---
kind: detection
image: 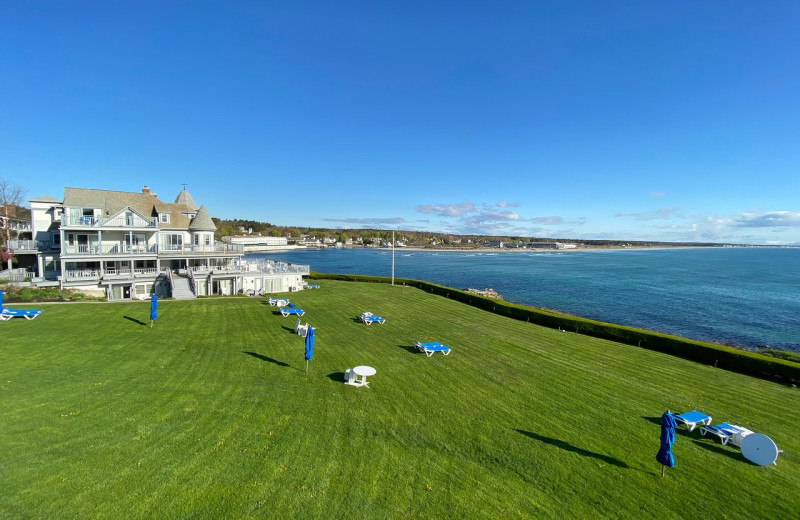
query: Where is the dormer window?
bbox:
[159,213,170,224]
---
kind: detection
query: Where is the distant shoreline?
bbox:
[283,244,727,254]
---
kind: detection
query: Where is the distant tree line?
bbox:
[211,217,726,248]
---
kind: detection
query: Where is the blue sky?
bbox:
[2,1,799,244]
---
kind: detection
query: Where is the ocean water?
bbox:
[248,247,800,352]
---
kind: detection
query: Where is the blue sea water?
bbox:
[248,247,800,352]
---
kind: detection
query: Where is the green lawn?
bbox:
[1,281,798,519]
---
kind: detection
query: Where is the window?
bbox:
[194,234,200,246]
[161,234,183,251]
[205,234,211,246]
[159,213,170,224]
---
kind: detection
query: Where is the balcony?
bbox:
[159,243,244,255]
[8,239,48,252]
[63,267,161,281]
[187,260,310,276]
[62,244,158,256]
[62,215,157,228]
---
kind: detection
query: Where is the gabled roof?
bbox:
[107,206,152,222]
[188,205,216,231]
[30,195,62,203]
[174,189,199,211]
[61,187,209,231]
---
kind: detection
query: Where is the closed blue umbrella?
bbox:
[0,289,3,307]
[656,411,677,477]
[304,326,314,373]
[150,295,158,328]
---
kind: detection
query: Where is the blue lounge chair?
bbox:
[674,410,712,431]
[413,341,451,357]
[360,312,386,325]
[280,307,305,317]
[700,422,740,445]
[0,308,43,321]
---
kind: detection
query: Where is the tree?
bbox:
[0,179,26,248]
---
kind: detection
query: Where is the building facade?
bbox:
[10,186,308,300]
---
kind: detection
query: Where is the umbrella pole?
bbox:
[661,465,665,477]
[150,320,153,329]
[305,360,308,374]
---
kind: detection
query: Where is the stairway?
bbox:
[170,274,196,300]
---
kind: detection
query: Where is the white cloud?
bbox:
[650,191,667,198]
[615,207,679,221]
[530,216,564,225]
[414,202,477,217]
[733,211,800,228]
[413,200,571,235]
[323,217,405,226]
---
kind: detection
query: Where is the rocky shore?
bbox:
[466,287,503,300]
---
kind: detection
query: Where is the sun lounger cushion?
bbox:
[0,308,43,321]
[361,315,385,325]
[674,410,712,431]
[413,341,451,356]
[700,422,738,445]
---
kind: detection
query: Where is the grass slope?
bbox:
[1,281,798,519]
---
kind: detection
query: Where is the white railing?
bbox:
[62,267,160,281]
[8,239,39,251]
[61,241,243,256]
[98,216,157,228]
[63,244,158,255]
[160,243,244,254]
[100,244,158,255]
[184,260,309,275]
[63,245,99,255]
[0,268,30,282]
[6,222,32,232]
[64,269,102,279]
[63,215,157,228]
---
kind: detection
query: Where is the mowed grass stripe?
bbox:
[1,280,798,519]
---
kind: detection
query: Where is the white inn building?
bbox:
[9,186,309,300]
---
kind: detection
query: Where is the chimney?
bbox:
[142,186,150,195]
[5,204,16,217]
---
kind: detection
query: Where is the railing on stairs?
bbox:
[187,269,197,297]
[165,268,173,296]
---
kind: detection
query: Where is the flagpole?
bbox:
[391,230,395,286]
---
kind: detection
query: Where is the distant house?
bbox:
[11,186,309,300]
[0,204,32,242]
[525,242,558,249]
[223,235,289,251]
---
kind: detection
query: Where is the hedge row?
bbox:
[308,272,800,385]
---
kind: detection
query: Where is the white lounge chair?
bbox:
[294,318,310,337]
[674,410,712,431]
[413,341,451,357]
[268,298,289,306]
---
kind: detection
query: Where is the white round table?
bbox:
[741,433,780,466]
[352,365,376,387]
